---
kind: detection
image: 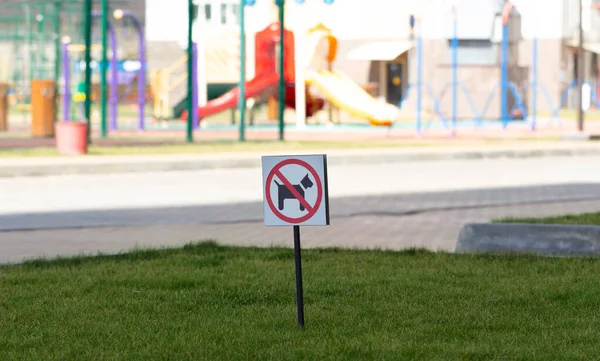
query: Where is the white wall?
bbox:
[284,0,439,40]
[145,0,599,44]
[481,0,600,41]
[245,0,273,32]
[510,0,564,39]
[145,0,188,43]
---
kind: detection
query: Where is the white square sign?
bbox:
[262,154,330,226]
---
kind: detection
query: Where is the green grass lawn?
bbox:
[496,212,600,225]
[0,139,438,157]
[2,242,600,360]
[0,138,555,158]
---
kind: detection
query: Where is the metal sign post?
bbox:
[293,225,304,327]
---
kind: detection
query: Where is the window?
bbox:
[199,1,240,27]
[447,39,497,66]
[220,4,227,24]
[191,4,199,21]
[231,3,240,25]
[204,4,212,22]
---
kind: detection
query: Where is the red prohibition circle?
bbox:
[265,158,323,224]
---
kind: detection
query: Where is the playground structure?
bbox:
[61,9,146,133]
[178,22,326,123]
[61,10,119,130]
[0,0,599,145]
[176,22,400,128]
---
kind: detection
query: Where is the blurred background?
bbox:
[1,0,599,139]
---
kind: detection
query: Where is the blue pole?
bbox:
[500,21,509,127]
[451,10,458,134]
[416,28,422,135]
[531,37,537,131]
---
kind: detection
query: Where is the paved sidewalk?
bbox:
[4,189,600,264]
[1,141,600,177]
[3,155,600,263]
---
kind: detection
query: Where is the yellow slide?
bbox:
[306,70,399,126]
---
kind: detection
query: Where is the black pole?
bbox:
[293,225,305,329]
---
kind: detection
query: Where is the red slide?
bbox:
[180,22,324,121]
[180,72,279,121]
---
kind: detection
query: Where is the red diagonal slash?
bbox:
[273,169,314,213]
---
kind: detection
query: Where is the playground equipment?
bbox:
[6,0,590,143]
[180,22,326,124]
[303,24,398,127]
[306,70,398,127]
[181,22,400,127]
[61,12,118,129]
[113,9,146,131]
[61,37,117,125]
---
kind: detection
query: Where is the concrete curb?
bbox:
[456,223,600,256]
[2,145,600,178]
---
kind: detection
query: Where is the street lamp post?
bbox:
[114,9,146,131]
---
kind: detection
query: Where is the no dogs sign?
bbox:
[262,154,330,328]
[262,154,330,226]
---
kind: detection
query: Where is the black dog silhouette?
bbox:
[274,173,314,211]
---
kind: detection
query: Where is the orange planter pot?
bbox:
[55,122,88,155]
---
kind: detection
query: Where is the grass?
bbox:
[0,139,437,157]
[2,242,600,360]
[495,212,600,225]
[0,137,554,158]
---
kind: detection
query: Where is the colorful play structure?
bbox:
[3,0,600,149]
[179,23,325,122]
[178,22,399,128]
